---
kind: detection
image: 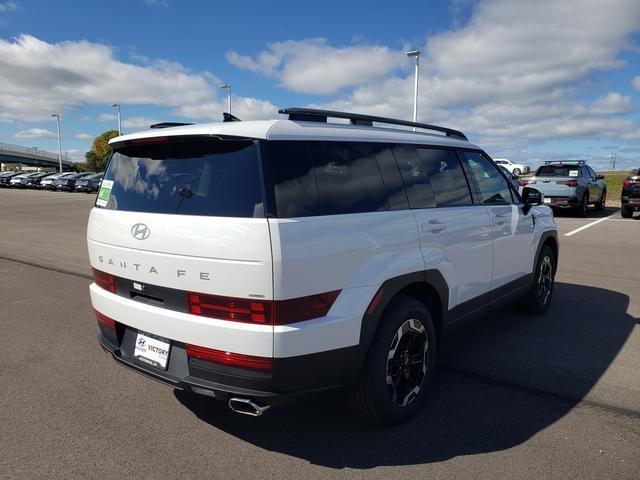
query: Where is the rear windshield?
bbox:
[537,165,580,177]
[98,138,264,218]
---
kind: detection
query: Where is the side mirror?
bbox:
[522,187,544,214]
[597,175,605,180]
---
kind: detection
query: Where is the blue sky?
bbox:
[0,0,639,169]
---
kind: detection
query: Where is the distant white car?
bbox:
[494,158,530,176]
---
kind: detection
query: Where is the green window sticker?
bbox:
[96,179,114,207]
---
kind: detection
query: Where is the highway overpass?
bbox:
[0,142,74,170]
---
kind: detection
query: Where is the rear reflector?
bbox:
[94,309,116,329]
[185,344,272,371]
[92,268,116,293]
[187,290,340,325]
[366,288,384,315]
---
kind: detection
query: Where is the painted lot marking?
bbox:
[564,212,619,237]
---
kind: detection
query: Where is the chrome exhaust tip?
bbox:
[228,397,270,417]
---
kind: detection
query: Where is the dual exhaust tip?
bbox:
[228,397,270,417]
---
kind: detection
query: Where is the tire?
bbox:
[576,193,589,217]
[348,295,437,425]
[596,189,606,211]
[512,168,521,176]
[521,245,556,315]
[621,206,633,218]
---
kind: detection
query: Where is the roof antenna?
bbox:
[223,112,241,122]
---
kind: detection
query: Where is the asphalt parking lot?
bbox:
[1,188,639,479]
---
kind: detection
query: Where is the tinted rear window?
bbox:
[537,165,580,177]
[99,139,264,218]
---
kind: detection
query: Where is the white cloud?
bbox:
[590,92,632,115]
[0,2,16,13]
[73,132,92,140]
[121,116,159,131]
[13,128,56,139]
[0,35,221,123]
[633,76,640,90]
[98,113,117,122]
[227,39,405,95]
[66,148,89,163]
[175,96,278,121]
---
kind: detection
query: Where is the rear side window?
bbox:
[100,139,264,217]
[393,145,472,208]
[310,142,389,215]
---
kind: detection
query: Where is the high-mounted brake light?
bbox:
[519,179,537,187]
[92,268,116,293]
[94,309,116,329]
[557,180,578,187]
[185,344,272,371]
[130,136,169,144]
[187,290,341,325]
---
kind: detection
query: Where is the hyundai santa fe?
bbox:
[88,108,558,424]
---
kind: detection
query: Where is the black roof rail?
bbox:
[543,160,586,165]
[278,107,468,141]
[149,122,194,129]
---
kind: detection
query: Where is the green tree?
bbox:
[84,130,119,171]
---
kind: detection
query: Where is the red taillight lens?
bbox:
[557,180,578,187]
[185,344,272,371]
[188,293,272,324]
[624,179,640,186]
[519,179,537,187]
[131,136,169,144]
[92,268,116,293]
[94,309,116,329]
[187,290,341,325]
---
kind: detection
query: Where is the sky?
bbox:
[0,0,639,170]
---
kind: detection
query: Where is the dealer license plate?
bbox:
[543,198,552,204]
[134,331,171,370]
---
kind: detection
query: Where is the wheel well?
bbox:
[395,282,444,339]
[542,236,558,265]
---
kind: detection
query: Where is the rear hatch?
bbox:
[87,135,273,318]
[525,164,581,197]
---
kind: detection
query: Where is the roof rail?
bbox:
[278,107,468,141]
[150,122,194,129]
[543,160,586,165]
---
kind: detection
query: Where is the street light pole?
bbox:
[111,103,122,135]
[405,50,421,130]
[51,113,62,172]
[219,84,232,114]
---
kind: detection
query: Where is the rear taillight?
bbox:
[185,344,272,371]
[92,268,116,293]
[623,179,640,187]
[94,309,116,329]
[557,180,578,187]
[187,290,340,325]
[519,179,537,187]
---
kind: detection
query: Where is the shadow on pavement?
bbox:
[552,206,619,218]
[175,282,635,469]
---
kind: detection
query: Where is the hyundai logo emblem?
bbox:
[131,223,150,240]
[137,338,146,347]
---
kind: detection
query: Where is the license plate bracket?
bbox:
[134,331,171,370]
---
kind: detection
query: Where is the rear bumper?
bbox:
[621,196,640,208]
[542,196,580,208]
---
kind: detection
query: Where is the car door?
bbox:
[585,166,602,201]
[392,144,493,313]
[459,151,536,295]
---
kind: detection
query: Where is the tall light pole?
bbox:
[111,103,122,135]
[405,50,421,130]
[219,83,232,114]
[51,113,62,172]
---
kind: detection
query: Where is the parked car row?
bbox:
[0,171,104,193]
[621,167,640,218]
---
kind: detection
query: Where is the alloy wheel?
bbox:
[537,255,554,306]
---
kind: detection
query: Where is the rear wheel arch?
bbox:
[359,270,448,354]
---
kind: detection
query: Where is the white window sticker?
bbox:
[96,179,114,207]
[568,170,579,177]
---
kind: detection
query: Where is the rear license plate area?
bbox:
[134,331,171,370]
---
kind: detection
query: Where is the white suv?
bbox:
[494,158,530,176]
[88,108,558,424]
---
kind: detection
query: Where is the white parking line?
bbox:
[564,212,619,237]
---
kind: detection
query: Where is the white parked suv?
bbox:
[88,108,558,424]
[494,158,530,176]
